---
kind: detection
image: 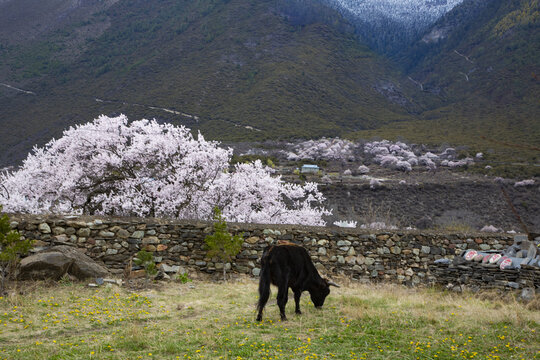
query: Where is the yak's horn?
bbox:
[327,280,340,288]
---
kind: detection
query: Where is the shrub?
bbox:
[133,250,157,282]
[0,206,33,292]
[205,207,243,281]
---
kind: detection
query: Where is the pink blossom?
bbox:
[1,115,330,225]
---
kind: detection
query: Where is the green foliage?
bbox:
[204,207,243,279]
[0,206,33,291]
[133,250,157,277]
[175,272,192,284]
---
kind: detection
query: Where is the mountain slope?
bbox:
[351,0,540,175]
[325,0,464,54]
[0,0,422,167]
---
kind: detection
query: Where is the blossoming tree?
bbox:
[0,115,330,226]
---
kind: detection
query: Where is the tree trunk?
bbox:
[223,264,226,282]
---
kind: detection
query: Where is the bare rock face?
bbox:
[19,245,108,280]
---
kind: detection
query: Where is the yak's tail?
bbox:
[256,248,272,321]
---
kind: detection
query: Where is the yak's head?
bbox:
[310,278,339,308]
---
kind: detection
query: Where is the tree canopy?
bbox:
[0,115,330,226]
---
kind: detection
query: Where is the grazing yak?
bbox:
[256,241,339,321]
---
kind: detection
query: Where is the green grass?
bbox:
[0,280,538,359]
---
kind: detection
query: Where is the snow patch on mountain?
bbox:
[328,0,464,31]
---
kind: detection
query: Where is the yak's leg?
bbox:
[276,273,290,321]
[256,264,272,322]
[294,290,302,315]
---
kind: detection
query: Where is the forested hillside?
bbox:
[0,0,422,167]
[0,0,538,172]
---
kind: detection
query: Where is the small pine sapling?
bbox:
[0,206,32,292]
[205,207,243,281]
[134,250,157,286]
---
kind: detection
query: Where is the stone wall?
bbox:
[9,214,515,286]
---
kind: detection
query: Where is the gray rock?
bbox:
[117,229,130,238]
[77,228,91,237]
[53,227,65,235]
[98,231,115,238]
[38,223,51,234]
[105,248,118,255]
[19,245,108,280]
[315,263,326,273]
[506,282,520,289]
[405,268,414,276]
[520,288,535,303]
[142,236,159,245]
[160,264,180,273]
[421,246,430,254]
[337,240,351,247]
[364,257,375,266]
[252,268,261,276]
[390,246,401,255]
[131,231,145,239]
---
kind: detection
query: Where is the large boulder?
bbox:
[19,246,108,280]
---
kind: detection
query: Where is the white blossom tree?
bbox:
[0,115,330,226]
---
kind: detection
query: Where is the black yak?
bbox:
[256,242,339,321]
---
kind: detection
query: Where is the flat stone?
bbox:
[252,268,261,276]
[77,228,91,237]
[105,248,118,255]
[66,221,87,228]
[117,229,130,238]
[160,264,180,273]
[53,227,65,235]
[98,231,115,238]
[347,247,356,256]
[391,246,401,255]
[142,236,159,245]
[145,245,156,252]
[245,236,259,244]
[337,256,345,264]
[405,268,414,276]
[412,248,420,256]
[318,247,327,255]
[315,263,326,273]
[236,266,249,273]
[421,246,430,254]
[337,240,351,247]
[156,244,168,251]
[38,223,51,234]
[131,231,145,239]
[364,257,375,266]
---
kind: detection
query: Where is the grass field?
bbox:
[0,279,538,360]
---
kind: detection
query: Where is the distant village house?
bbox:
[300,164,320,174]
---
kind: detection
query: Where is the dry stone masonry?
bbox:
[9,214,534,288]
